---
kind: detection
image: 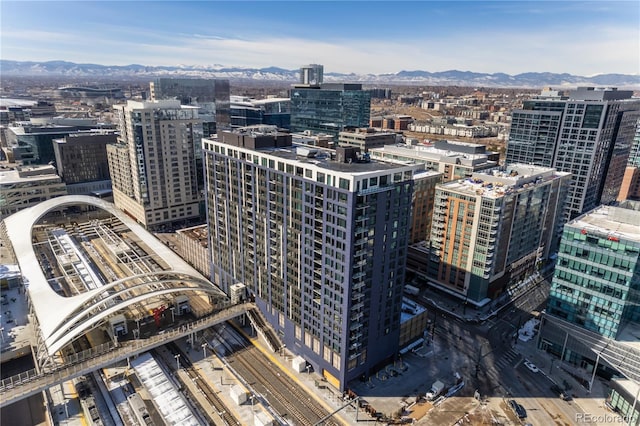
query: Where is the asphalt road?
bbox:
[427,286,590,426]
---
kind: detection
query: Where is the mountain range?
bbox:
[1,60,639,88]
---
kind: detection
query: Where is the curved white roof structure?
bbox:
[4,195,225,355]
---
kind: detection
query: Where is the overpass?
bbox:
[0,302,254,408]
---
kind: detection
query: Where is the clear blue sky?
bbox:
[1,1,638,76]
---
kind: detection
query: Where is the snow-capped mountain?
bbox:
[1,60,638,88]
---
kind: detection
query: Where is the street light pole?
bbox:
[202,343,207,359]
[175,354,181,370]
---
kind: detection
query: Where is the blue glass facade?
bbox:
[290,84,370,139]
[548,212,640,339]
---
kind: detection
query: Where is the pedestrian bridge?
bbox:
[0,302,253,408]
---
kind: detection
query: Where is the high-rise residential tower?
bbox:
[150,78,231,133]
[203,126,419,390]
[416,165,571,305]
[618,118,640,201]
[506,87,640,219]
[107,100,203,230]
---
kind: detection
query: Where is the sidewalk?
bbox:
[418,270,550,324]
[515,334,615,425]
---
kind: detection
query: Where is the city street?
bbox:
[424,286,598,425]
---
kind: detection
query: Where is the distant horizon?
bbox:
[2,58,638,79]
[1,1,638,76]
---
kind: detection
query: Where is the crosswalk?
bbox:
[495,348,522,370]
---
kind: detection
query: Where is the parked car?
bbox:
[550,384,572,401]
[508,399,527,418]
[524,360,539,373]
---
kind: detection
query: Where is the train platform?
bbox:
[164,333,286,426]
[170,324,357,426]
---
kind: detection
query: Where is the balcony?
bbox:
[352,271,366,280]
[350,322,363,332]
[352,282,366,292]
[351,301,364,311]
[351,292,365,302]
[350,332,363,342]
[358,185,392,196]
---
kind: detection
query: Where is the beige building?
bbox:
[0,164,67,216]
[175,224,210,278]
[415,165,571,305]
[369,139,499,182]
[107,100,203,230]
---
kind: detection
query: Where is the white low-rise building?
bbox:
[0,164,67,216]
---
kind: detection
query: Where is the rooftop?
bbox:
[0,164,60,184]
[413,169,442,180]
[441,164,568,199]
[176,224,209,247]
[260,144,413,175]
[122,99,198,110]
[400,297,427,323]
[207,133,418,176]
[569,205,640,243]
[370,142,497,165]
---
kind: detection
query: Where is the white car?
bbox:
[524,360,539,373]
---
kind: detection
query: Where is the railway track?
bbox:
[220,327,340,426]
[165,342,240,426]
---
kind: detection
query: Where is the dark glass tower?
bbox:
[290,83,371,139]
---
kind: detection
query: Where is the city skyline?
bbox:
[1,1,638,76]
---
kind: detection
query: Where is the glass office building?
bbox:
[540,202,640,425]
[290,83,371,139]
[547,205,640,339]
